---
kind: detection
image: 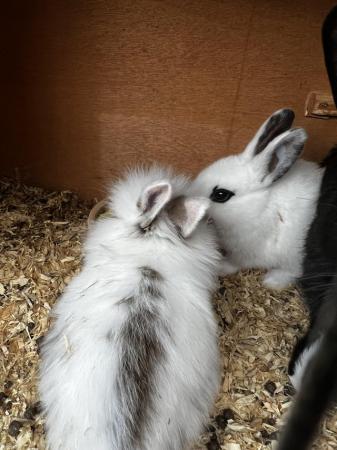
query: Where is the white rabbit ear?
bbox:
[243,109,295,159]
[139,181,172,223]
[168,197,210,238]
[257,128,307,184]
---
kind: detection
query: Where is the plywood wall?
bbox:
[1,0,337,199]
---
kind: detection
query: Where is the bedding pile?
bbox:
[0,179,335,450]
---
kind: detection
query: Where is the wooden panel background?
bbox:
[1,0,337,199]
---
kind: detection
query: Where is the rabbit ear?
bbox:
[256,128,307,184]
[139,181,172,224]
[243,109,295,159]
[168,197,210,238]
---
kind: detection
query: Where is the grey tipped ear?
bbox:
[167,197,210,238]
[244,109,295,158]
[260,128,307,183]
[138,181,172,224]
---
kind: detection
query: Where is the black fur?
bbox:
[279,278,337,450]
[322,5,337,107]
[320,145,337,168]
[278,153,337,450]
[297,150,337,323]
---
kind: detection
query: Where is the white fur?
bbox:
[290,340,321,391]
[190,111,324,288]
[39,166,221,450]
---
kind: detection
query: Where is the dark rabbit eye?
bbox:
[210,186,235,203]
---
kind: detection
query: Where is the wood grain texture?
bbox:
[1,0,337,198]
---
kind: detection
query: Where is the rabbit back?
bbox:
[40,217,220,450]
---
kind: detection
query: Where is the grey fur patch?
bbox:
[115,266,168,449]
[139,266,163,297]
[140,266,162,281]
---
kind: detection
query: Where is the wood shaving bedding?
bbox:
[0,179,336,450]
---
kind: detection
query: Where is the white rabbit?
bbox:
[39,166,221,450]
[190,109,324,289]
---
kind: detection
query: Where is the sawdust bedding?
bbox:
[1,178,337,450]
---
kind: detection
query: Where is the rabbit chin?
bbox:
[289,339,321,391]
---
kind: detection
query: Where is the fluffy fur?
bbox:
[190,110,324,289]
[39,166,221,450]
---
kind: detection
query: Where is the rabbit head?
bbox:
[109,166,210,240]
[191,109,307,217]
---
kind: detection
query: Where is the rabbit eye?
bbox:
[210,187,235,203]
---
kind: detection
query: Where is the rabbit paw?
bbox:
[219,259,239,276]
[263,270,295,289]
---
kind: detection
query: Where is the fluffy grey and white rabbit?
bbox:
[190,110,324,289]
[39,166,221,450]
[277,6,337,449]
